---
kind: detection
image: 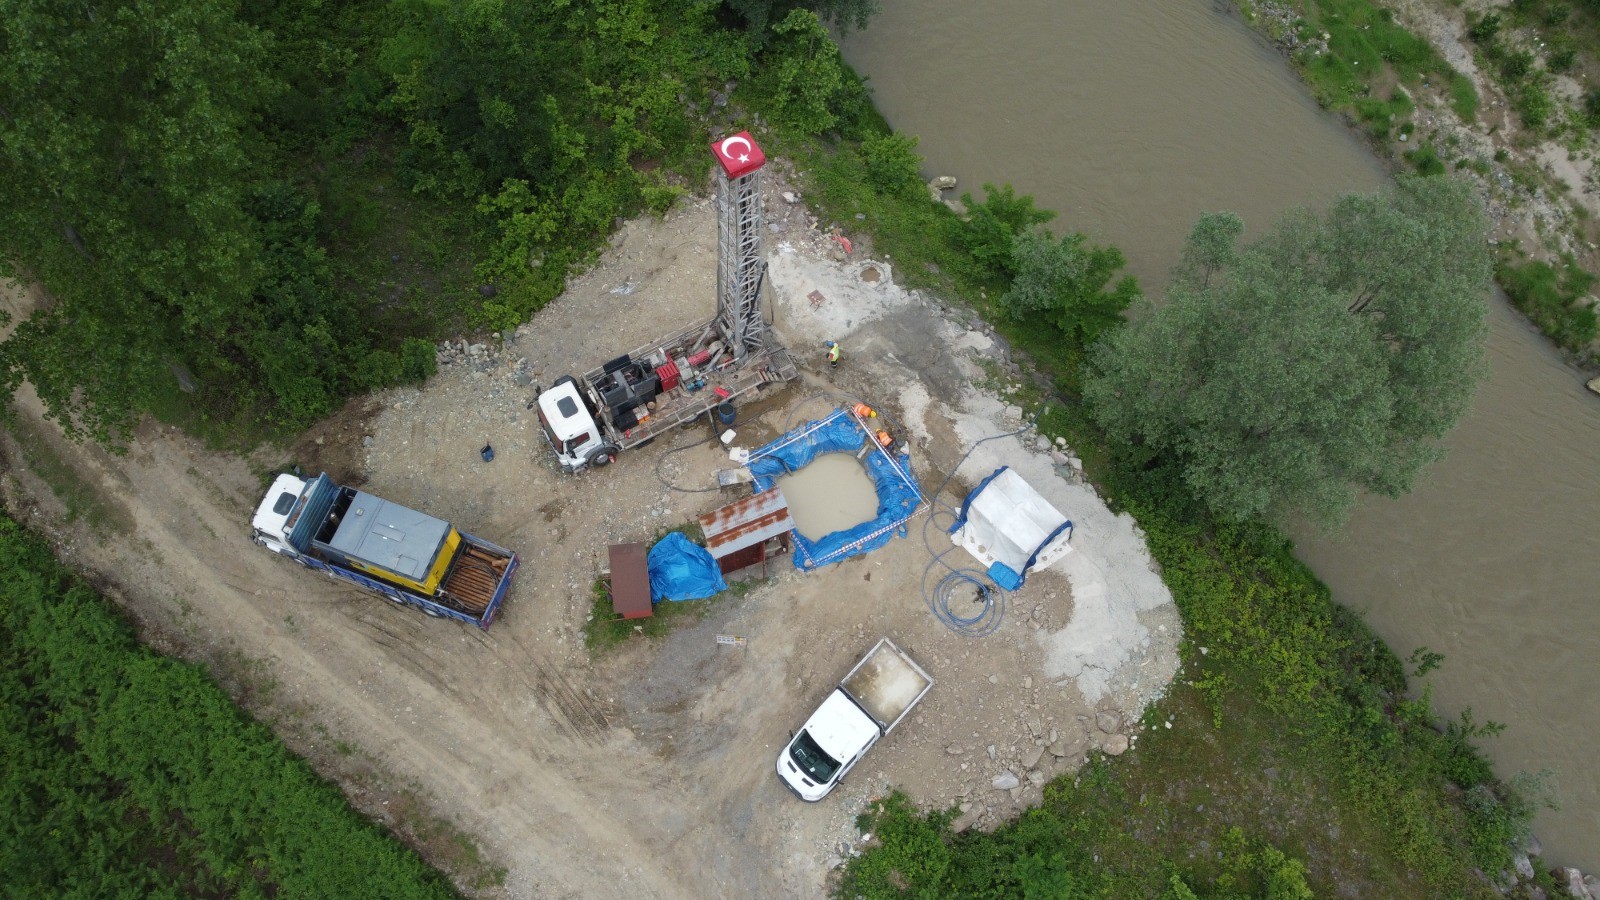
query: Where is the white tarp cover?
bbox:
[951,467,1073,575]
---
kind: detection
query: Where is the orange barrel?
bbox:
[852,403,877,419]
[875,430,893,448]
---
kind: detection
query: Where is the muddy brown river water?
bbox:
[842,0,1600,867]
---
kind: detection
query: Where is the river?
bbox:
[841,0,1600,868]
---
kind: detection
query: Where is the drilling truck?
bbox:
[534,130,798,474]
[250,472,519,629]
[534,320,797,473]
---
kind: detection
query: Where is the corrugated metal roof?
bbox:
[699,488,794,559]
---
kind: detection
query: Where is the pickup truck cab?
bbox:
[777,638,933,801]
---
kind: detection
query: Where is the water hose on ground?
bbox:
[917,410,1044,637]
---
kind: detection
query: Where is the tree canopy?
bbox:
[0,0,276,442]
[2,0,845,444]
[1083,175,1492,528]
[1000,228,1140,346]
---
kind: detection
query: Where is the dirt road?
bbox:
[0,166,1178,898]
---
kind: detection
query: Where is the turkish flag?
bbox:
[711,131,765,178]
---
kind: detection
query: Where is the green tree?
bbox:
[1001,228,1140,346]
[753,9,859,134]
[1173,210,1244,289]
[722,0,879,41]
[960,183,1055,280]
[0,0,277,442]
[1084,176,1492,527]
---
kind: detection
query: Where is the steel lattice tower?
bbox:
[713,134,768,361]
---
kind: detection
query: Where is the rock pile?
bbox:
[946,700,1138,834]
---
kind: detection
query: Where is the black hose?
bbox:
[655,432,720,493]
[917,408,1045,637]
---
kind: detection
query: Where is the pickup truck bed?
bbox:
[841,639,933,734]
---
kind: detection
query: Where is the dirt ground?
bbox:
[0,164,1178,898]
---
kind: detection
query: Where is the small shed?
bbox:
[697,488,794,578]
[605,542,653,619]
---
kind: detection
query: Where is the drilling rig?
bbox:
[532,132,798,473]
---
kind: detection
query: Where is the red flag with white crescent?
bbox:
[711,131,765,178]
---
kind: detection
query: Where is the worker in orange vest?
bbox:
[825,340,842,369]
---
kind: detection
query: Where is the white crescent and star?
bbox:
[719,135,753,164]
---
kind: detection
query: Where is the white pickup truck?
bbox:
[776,638,933,801]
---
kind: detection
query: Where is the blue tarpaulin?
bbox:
[748,408,925,571]
[647,532,728,602]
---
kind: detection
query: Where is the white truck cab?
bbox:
[535,377,617,473]
[251,472,310,556]
[777,639,933,801]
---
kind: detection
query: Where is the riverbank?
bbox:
[1242,0,1600,377]
[770,97,1562,900]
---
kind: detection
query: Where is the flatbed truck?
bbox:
[250,473,519,629]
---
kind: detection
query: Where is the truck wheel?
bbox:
[587,446,618,468]
[421,606,446,618]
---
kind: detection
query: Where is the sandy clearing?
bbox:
[1,165,1179,896]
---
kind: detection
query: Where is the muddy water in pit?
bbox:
[843,0,1600,866]
[775,452,880,540]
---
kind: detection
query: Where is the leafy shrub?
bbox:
[1467,12,1502,43]
[400,337,437,383]
[1001,228,1140,346]
[1547,43,1578,74]
[1403,142,1448,176]
[1517,82,1554,131]
[860,131,925,199]
[0,517,460,897]
[836,794,953,896]
[1499,48,1535,80]
[959,183,1055,280]
[1586,89,1600,128]
[353,348,403,389]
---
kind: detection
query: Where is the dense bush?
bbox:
[860,131,926,199]
[1498,257,1600,355]
[959,184,1056,280]
[1000,229,1140,346]
[0,517,459,897]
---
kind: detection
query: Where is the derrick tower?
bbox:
[711,131,768,362]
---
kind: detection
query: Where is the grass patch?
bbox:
[1448,71,1480,121]
[583,522,762,653]
[775,135,999,304]
[1288,0,1449,113]
[584,577,724,652]
[1498,255,1600,355]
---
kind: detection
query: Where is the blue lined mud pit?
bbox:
[748,408,924,570]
